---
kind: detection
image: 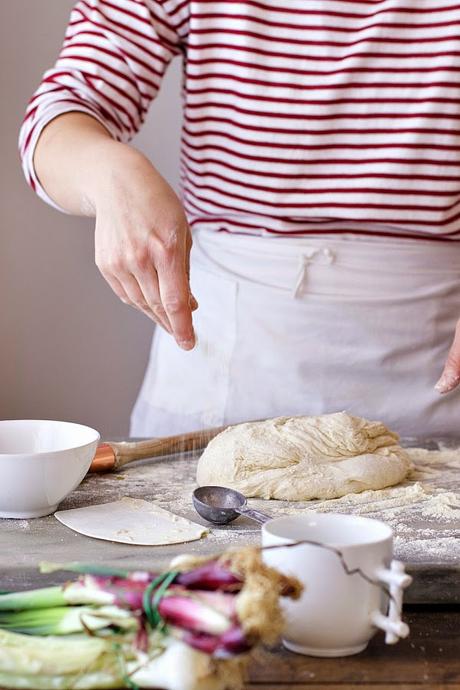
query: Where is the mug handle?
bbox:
[370,560,412,644]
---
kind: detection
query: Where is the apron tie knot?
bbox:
[292,247,335,298]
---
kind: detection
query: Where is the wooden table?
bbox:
[247,608,460,689]
[1,450,459,689]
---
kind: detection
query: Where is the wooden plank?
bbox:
[248,611,460,685]
[245,685,460,689]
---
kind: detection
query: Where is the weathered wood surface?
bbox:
[0,442,458,603]
[247,609,460,688]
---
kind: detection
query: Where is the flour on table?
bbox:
[55,497,208,546]
[64,435,458,566]
[197,412,411,500]
[293,481,459,521]
[246,445,459,564]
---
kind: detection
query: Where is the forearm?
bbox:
[33,112,126,215]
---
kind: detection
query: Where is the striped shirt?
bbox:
[19,0,460,240]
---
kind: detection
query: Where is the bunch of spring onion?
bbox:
[0,547,301,690]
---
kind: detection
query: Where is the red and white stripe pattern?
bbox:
[20,0,460,239]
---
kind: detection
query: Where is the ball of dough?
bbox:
[196,412,412,501]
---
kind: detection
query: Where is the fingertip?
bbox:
[178,338,196,351]
[434,382,448,395]
[434,373,460,394]
[177,325,196,350]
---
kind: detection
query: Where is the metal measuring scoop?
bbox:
[193,486,272,525]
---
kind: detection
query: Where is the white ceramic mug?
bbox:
[262,513,412,657]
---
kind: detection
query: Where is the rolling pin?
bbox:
[89,425,226,473]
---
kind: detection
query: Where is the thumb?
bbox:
[435,320,460,394]
[185,228,199,311]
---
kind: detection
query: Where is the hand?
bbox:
[435,319,460,394]
[93,143,197,350]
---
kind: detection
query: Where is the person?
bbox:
[20,0,460,438]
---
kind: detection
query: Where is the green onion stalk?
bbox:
[0,547,302,690]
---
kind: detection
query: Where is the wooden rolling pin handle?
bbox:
[89,426,225,473]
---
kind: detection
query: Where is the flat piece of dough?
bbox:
[55,497,208,545]
[197,412,412,501]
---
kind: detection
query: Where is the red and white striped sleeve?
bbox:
[19,0,188,210]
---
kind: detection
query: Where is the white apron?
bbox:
[131,230,460,438]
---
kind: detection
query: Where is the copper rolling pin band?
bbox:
[90,443,116,472]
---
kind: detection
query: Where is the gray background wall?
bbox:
[1,1,181,437]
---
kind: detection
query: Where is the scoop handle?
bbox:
[237,506,272,525]
[90,425,226,473]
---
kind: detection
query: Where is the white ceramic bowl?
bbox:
[0,420,100,519]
